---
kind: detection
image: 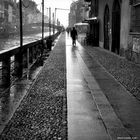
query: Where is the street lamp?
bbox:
[49,7,51,36]
[53,12,55,34]
[42,0,44,45]
[45,7,51,36]
[19,0,23,48]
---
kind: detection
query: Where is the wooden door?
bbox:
[104,5,110,50]
[112,0,121,54]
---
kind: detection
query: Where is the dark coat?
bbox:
[70,28,77,40]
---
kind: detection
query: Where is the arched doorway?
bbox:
[112,0,121,54]
[104,5,110,50]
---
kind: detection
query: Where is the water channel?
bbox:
[0,30,55,133]
[0,31,50,52]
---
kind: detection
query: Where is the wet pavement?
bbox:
[0,32,59,134]
[0,33,66,139]
[77,39,140,139]
[0,66,42,134]
[0,32,140,139]
[66,35,110,140]
[66,34,140,140]
[0,31,52,51]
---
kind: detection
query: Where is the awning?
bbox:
[84,17,99,23]
[74,22,89,26]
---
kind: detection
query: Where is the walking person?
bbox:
[70,27,78,46]
[66,27,70,36]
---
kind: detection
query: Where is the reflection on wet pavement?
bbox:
[0,65,42,133]
[0,31,52,51]
[66,34,110,140]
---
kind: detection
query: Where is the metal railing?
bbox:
[0,32,60,95]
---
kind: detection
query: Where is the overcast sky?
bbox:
[34,0,75,27]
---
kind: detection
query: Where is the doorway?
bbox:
[104,5,110,50]
[112,0,121,54]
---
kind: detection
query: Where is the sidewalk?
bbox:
[77,39,140,139]
[74,35,140,139]
[66,35,110,140]
[0,32,140,139]
[66,34,135,140]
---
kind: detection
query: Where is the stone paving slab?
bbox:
[0,33,67,139]
[66,35,110,140]
[77,41,140,139]
[76,49,130,140]
[81,45,140,100]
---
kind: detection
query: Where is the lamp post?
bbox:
[55,8,56,23]
[19,0,23,48]
[49,7,51,36]
[42,0,44,45]
[45,7,51,36]
[15,0,23,78]
[53,12,55,34]
[46,8,49,35]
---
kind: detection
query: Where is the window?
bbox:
[90,0,98,17]
[130,1,140,32]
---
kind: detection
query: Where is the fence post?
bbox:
[2,57,10,88]
[23,50,28,68]
[29,47,33,64]
[14,53,23,78]
[27,48,30,79]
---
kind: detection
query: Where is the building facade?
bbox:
[0,0,17,34]
[69,1,78,27]
[94,0,131,56]
[85,0,140,63]
[69,0,89,27]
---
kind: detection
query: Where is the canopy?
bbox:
[74,22,89,26]
[84,17,99,23]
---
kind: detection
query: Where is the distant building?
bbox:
[69,1,77,27]
[0,0,16,23]
[22,0,40,25]
[4,0,17,23]
[0,0,17,33]
[0,1,5,23]
[69,0,89,27]
[21,0,49,25]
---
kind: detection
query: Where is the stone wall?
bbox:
[125,33,140,64]
[120,0,131,56]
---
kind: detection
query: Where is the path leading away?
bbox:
[66,34,110,140]
[66,33,134,140]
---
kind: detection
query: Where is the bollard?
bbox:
[2,57,10,88]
